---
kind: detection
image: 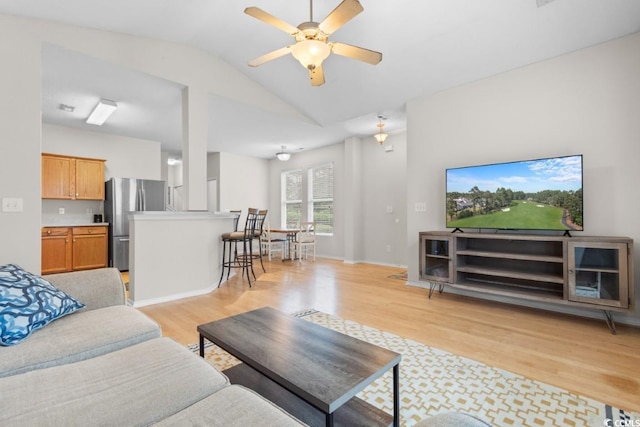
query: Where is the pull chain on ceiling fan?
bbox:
[244,0,382,86]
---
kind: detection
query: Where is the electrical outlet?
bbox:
[385,245,392,253]
[86,208,93,215]
[59,207,65,215]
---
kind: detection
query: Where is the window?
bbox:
[308,162,334,235]
[281,169,302,228]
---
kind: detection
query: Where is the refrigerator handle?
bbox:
[135,186,142,211]
[141,188,146,211]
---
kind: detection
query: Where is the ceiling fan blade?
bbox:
[244,7,300,36]
[309,65,325,86]
[331,42,382,65]
[248,46,292,67]
[318,0,363,35]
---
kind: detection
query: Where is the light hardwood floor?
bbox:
[139,257,640,412]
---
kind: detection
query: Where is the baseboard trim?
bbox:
[131,284,218,307]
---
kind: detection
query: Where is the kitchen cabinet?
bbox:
[72,226,108,271]
[42,226,108,274]
[42,153,105,200]
[41,227,72,274]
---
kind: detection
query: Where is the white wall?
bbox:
[0,23,41,272]
[218,152,269,219]
[267,138,409,266]
[167,161,184,210]
[43,124,162,180]
[407,33,640,323]
[361,132,408,266]
[206,152,221,212]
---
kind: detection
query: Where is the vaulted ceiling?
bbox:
[2,0,639,159]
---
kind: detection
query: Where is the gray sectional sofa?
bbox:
[0,267,488,427]
[0,267,305,426]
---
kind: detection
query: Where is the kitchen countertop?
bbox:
[129,211,236,221]
[42,222,109,227]
[42,214,109,227]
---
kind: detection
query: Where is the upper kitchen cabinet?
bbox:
[42,153,105,200]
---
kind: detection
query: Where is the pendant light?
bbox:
[374,114,388,144]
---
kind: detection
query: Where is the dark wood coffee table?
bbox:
[198,307,401,427]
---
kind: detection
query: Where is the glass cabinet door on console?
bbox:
[567,242,629,309]
[419,235,452,283]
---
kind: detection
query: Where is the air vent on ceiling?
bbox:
[536,0,559,7]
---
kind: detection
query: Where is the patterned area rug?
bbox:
[192,309,639,426]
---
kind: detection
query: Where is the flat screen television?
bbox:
[446,154,583,232]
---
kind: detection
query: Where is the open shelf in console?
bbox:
[456,234,564,260]
[455,234,565,299]
[453,271,564,301]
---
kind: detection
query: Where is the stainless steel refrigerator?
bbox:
[105,177,167,271]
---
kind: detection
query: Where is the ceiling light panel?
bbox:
[86,99,118,125]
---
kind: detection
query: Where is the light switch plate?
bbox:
[415,202,427,212]
[2,197,23,212]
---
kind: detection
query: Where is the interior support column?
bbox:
[343,137,362,263]
[181,86,208,211]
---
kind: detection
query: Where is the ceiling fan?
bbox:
[244,0,382,86]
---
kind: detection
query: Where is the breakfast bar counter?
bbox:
[128,211,235,307]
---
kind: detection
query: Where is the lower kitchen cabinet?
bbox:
[42,226,108,274]
[41,227,72,274]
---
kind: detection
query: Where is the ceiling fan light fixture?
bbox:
[291,39,331,69]
[276,145,291,161]
[245,0,380,85]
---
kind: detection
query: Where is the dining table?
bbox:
[267,228,300,261]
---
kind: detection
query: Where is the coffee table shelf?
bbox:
[198,307,401,427]
[225,362,393,427]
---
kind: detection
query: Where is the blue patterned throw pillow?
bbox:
[0,264,85,346]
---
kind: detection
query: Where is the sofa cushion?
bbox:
[154,384,306,426]
[0,337,230,427]
[0,264,84,346]
[0,305,161,377]
[45,267,126,310]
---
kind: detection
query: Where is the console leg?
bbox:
[428,282,445,299]
[603,310,617,335]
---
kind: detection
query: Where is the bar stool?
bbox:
[218,209,258,287]
[251,209,268,272]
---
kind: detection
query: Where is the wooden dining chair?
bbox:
[292,221,316,261]
[260,223,286,261]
